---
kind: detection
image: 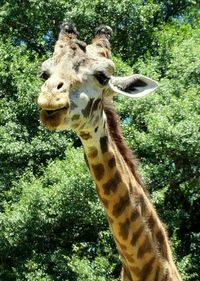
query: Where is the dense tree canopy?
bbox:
[0,0,199,280]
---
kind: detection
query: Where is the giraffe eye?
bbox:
[38,71,50,81]
[94,71,110,86]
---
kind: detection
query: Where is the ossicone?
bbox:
[95,25,113,40]
[60,22,79,36]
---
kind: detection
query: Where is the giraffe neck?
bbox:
[79,109,181,281]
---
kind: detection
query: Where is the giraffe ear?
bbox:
[108,74,158,98]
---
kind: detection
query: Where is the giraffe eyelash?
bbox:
[94,71,110,86]
[38,71,50,81]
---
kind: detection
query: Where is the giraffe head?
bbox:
[37,23,158,132]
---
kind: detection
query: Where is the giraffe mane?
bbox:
[103,98,145,188]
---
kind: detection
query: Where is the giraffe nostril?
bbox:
[57,82,64,90]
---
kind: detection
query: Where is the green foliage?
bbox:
[0,0,198,61]
[67,232,119,281]
[0,148,119,280]
[0,1,199,280]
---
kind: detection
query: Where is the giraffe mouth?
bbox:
[39,105,70,130]
[42,106,69,117]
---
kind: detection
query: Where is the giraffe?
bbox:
[37,23,182,281]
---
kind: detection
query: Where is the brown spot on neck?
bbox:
[80,131,92,140]
[88,146,98,159]
[130,209,140,222]
[119,218,131,240]
[137,235,152,258]
[131,225,144,246]
[108,156,116,168]
[102,170,121,195]
[91,163,105,181]
[142,257,156,281]
[148,213,156,231]
[112,192,130,218]
[156,230,169,260]
[100,136,108,153]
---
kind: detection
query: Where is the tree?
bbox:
[0,1,199,280]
